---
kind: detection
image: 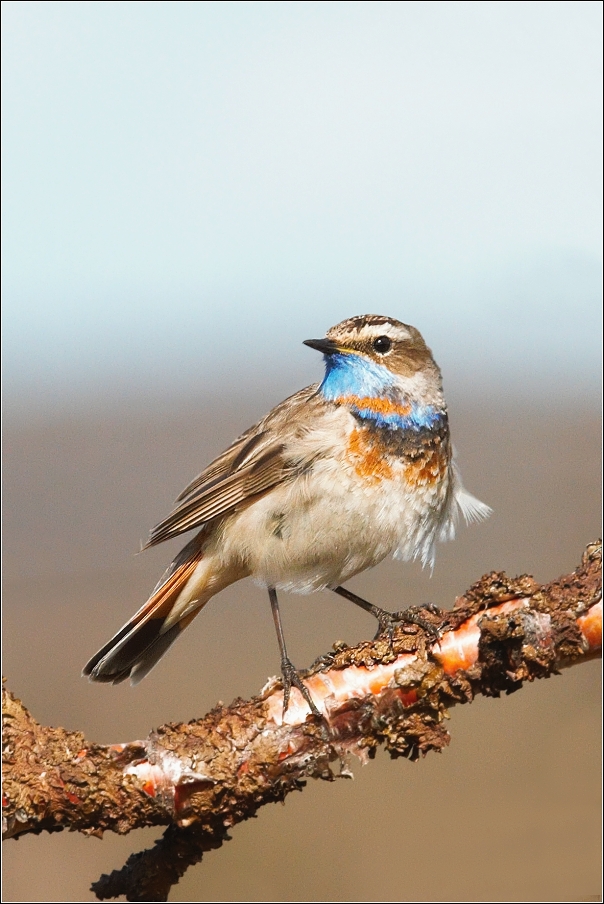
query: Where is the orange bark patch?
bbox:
[346,428,393,482]
[265,654,420,726]
[398,688,419,707]
[433,600,528,674]
[578,600,602,650]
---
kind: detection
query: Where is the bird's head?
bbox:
[304,315,443,404]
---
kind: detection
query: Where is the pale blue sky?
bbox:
[2,1,601,412]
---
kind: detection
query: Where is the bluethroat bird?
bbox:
[84,315,491,716]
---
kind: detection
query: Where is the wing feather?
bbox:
[145,384,322,549]
[145,444,292,547]
[175,429,267,502]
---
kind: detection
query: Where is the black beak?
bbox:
[303,338,342,355]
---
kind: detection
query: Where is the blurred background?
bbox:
[2,2,601,901]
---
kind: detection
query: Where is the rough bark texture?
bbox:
[2,541,601,902]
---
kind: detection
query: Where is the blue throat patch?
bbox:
[319,352,441,431]
[320,352,396,399]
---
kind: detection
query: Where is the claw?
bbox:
[309,650,336,671]
[331,585,441,647]
[372,611,398,646]
[391,607,442,640]
[280,657,322,719]
[270,586,322,720]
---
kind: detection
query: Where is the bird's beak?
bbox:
[303,337,345,355]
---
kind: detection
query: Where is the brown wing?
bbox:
[175,427,268,502]
[144,384,321,549]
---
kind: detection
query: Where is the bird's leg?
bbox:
[331,585,440,645]
[268,587,322,719]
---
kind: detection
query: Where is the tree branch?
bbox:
[3,541,601,902]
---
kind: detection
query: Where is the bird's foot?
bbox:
[308,651,335,672]
[308,640,349,673]
[331,586,441,651]
[370,605,403,645]
[389,605,443,642]
[280,657,322,720]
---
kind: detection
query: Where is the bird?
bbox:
[83,314,491,715]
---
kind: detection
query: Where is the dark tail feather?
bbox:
[83,535,205,685]
[83,619,188,685]
[129,611,198,685]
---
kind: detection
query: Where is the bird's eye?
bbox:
[373,335,392,355]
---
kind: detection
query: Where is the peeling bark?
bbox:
[3,541,601,902]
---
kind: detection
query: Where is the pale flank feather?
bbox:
[451,459,492,525]
[456,488,493,525]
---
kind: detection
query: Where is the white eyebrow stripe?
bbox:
[355,323,412,342]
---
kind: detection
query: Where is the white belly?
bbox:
[213,456,452,593]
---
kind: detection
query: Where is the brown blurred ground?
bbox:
[2,391,601,902]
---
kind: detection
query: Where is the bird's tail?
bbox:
[83,531,216,685]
